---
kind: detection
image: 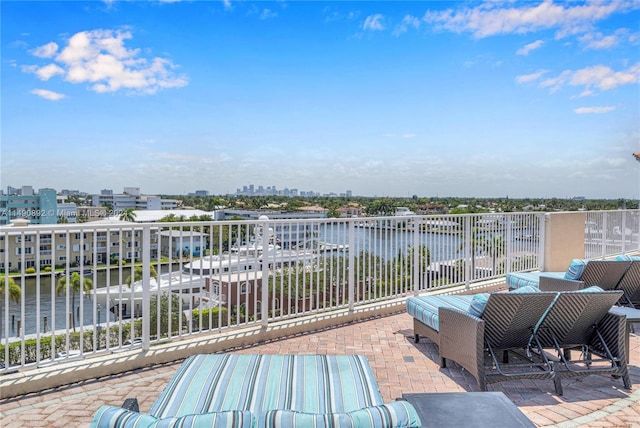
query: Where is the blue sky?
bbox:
[2,1,639,199]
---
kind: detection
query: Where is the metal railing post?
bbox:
[142,226,151,350]
[260,217,269,328]
[601,214,608,259]
[348,220,355,312]
[413,217,420,294]
[621,210,627,254]
[505,214,513,274]
[464,216,471,290]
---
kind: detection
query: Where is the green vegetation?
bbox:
[56,272,93,332]
[162,194,637,214]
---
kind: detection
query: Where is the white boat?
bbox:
[315,242,349,252]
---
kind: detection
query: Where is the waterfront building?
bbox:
[221,208,327,248]
[0,187,57,225]
[92,188,178,212]
[0,219,161,272]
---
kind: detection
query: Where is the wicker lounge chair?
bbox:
[412,292,559,392]
[90,354,421,428]
[534,290,630,395]
[617,261,640,308]
[507,259,631,291]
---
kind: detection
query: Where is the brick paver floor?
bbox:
[1,312,639,427]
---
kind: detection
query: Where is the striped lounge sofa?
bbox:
[90,354,421,428]
[505,258,632,291]
[406,286,630,395]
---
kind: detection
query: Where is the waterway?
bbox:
[4,224,535,337]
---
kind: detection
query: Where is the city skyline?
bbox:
[2,1,639,199]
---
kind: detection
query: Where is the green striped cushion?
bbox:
[150,354,385,418]
[468,293,490,318]
[506,272,566,289]
[616,254,640,261]
[89,406,253,428]
[258,401,422,427]
[564,259,587,280]
[406,295,475,331]
[510,285,541,294]
[90,406,158,427]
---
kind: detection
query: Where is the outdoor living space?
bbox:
[1,308,639,427]
[2,210,640,426]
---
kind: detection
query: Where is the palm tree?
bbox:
[125,265,159,285]
[119,208,136,222]
[1,276,21,336]
[56,272,93,332]
[459,228,506,280]
[0,276,20,304]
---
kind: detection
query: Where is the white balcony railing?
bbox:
[1,210,638,372]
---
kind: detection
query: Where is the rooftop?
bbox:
[2,309,638,427]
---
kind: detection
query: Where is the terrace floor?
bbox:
[1,311,639,427]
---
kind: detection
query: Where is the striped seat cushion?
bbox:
[616,254,640,261]
[90,406,252,428]
[150,354,385,418]
[406,295,475,332]
[257,401,422,427]
[505,271,565,289]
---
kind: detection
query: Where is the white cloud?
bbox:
[30,88,65,101]
[30,42,58,58]
[422,1,637,39]
[393,15,421,36]
[570,63,640,91]
[515,69,548,84]
[34,63,65,80]
[25,29,188,95]
[539,69,571,93]
[260,8,277,20]
[363,14,385,31]
[516,40,544,55]
[531,63,639,94]
[579,29,628,49]
[574,106,616,114]
[222,0,232,10]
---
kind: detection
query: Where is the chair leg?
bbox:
[623,371,632,390]
[440,357,447,368]
[554,377,563,396]
[414,334,420,343]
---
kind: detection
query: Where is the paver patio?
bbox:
[1,311,639,427]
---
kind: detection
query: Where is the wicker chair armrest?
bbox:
[121,398,140,412]
[439,307,485,382]
[539,276,584,292]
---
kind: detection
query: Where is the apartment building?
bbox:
[0,224,160,272]
[0,187,57,225]
[92,188,178,212]
[221,209,326,249]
